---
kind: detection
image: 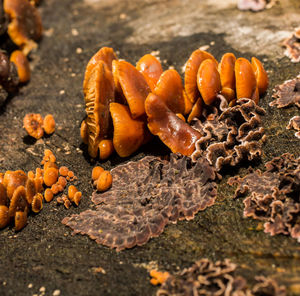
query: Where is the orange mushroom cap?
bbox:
[218,53,236,102]
[184,49,218,103]
[0,183,8,206]
[14,210,27,231]
[183,89,193,115]
[3,170,27,199]
[187,97,203,123]
[117,60,151,119]
[197,59,222,105]
[83,47,117,91]
[4,0,42,55]
[145,93,201,156]
[136,54,163,92]
[9,185,28,219]
[154,69,185,115]
[110,102,148,157]
[251,57,269,95]
[0,205,9,229]
[10,50,30,83]
[235,57,257,101]
[84,61,115,158]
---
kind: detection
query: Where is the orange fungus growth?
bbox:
[23,113,44,139]
[145,93,201,156]
[43,114,56,134]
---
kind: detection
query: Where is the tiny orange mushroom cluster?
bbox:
[0,149,81,231]
[81,47,268,159]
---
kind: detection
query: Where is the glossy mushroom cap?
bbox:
[117,60,151,119]
[187,97,203,123]
[8,185,28,219]
[3,170,27,199]
[4,0,42,55]
[83,47,117,92]
[136,54,163,92]
[145,93,201,156]
[110,102,148,157]
[184,49,218,103]
[235,57,257,101]
[154,69,185,115]
[197,59,222,105]
[251,57,269,95]
[218,53,236,102]
[10,50,30,83]
[84,61,115,158]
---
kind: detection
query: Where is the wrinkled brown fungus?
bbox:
[145,93,201,156]
[282,27,300,63]
[4,0,43,55]
[63,154,218,251]
[287,116,300,139]
[270,75,300,108]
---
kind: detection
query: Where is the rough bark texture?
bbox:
[0,0,300,295]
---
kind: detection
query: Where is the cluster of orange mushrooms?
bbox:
[0,150,81,231]
[0,0,42,89]
[80,47,268,159]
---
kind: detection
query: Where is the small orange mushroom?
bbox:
[43,167,58,187]
[84,61,115,158]
[187,97,203,123]
[9,185,28,219]
[184,49,218,103]
[43,114,56,134]
[68,185,78,201]
[183,89,193,115]
[31,193,43,213]
[136,54,163,92]
[83,47,117,92]
[99,139,114,160]
[25,177,36,204]
[92,166,104,181]
[117,60,151,119]
[218,53,236,102]
[59,166,69,177]
[73,191,82,206]
[4,0,43,55]
[44,188,54,202]
[154,69,185,114]
[145,93,201,156]
[10,50,30,83]
[235,58,257,101]
[0,205,9,229]
[80,119,89,144]
[110,102,148,157]
[96,171,112,192]
[251,57,269,95]
[197,59,222,105]
[23,113,44,139]
[3,170,27,199]
[14,210,27,231]
[150,269,170,286]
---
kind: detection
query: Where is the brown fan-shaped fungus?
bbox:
[136,54,163,92]
[10,50,30,83]
[197,59,221,105]
[154,69,185,114]
[117,60,151,119]
[218,53,236,102]
[251,57,268,95]
[110,102,148,157]
[83,60,115,157]
[145,93,201,156]
[23,113,44,139]
[3,170,27,199]
[4,0,43,55]
[235,58,257,102]
[184,49,218,103]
